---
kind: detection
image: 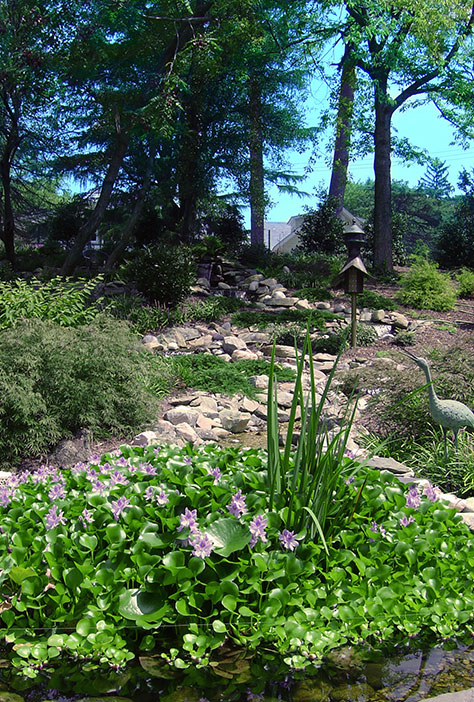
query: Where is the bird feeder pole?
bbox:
[332,219,371,348]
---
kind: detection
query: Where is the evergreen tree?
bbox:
[418,158,454,198]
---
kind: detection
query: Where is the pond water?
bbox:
[2,642,474,702]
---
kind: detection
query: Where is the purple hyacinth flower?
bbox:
[191,531,215,558]
[177,507,198,532]
[424,483,439,502]
[400,514,415,527]
[278,529,300,551]
[48,483,65,501]
[46,505,66,530]
[226,489,248,518]
[249,514,268,546]
[111,496,131,521]
[110,470,129,487]
[406,485,421,509]
[156,489,169,506]
[79,508,94,527]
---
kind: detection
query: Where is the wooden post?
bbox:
[351,292,357,347]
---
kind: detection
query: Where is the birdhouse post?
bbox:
[332,220,371,347]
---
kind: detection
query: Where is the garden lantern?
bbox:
[333,219,372,347]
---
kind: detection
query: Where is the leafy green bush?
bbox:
[272,322,306,348]
[312,324,376,354]
[0,276,105,329]
[297,198,345,255]
[393,330,417,347]
[121,244,196,307]
[268,252,342,291]
[108,294,249,335]
[0,317,165,464]
[456,268,474,299]
[356,289,398,311]
[397,259,457,310]
[172,353,295,397]
[231,307,335,331]
[293,286,333,302]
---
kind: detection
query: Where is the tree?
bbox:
[0,0,67,266]
[418,158,454,198]
[328,44,357,214]
[340,0,474,272]
[436,168,474,268]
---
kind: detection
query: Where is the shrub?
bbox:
[121,244,196,307]
[397,258,457,311]
[172,353,295,397]
[293,286,333,302]
[0,276,105,329]
[312,324,377,354]
[456,268,474,299]
[0,317,165,465]
[263,252,342,291]
[356,289,398,311]
[297,198,345,255]
[393,330,417,346]
[231,307,335,331]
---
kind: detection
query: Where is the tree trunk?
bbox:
[249,75,265,247]
[0,158,16,267]
[61,132,129,276]
[104,158,153,272]
[0,129,19,267]
[178,77,202,242]
[328,47,357,215]
[373,92,394,272]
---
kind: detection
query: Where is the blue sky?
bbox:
[260,97,474,225]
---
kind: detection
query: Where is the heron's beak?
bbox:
[399,348,419,362]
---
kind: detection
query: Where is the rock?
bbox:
[249,374,269,389]
[391,312,409,329]
[371,309,386,322]
[142,334,159,344]
[275,390,294,408]
[176,326,202,341]
[241,397,259,413]
[271,289,286,299]
[217,281,231,290]
[48,429,93,467]
[463,497,474,512]
[163,406,201,427]
[240,331,271,344]
[195,427,219,441]
[232,349,259,361]
[461,513,474,530]
[131,430,160,447]
[0,694,25,702]
[365,455,414,475]
[248,280,260,291]
[196,415,215,431]
[191,396,219,415]
[219,409,251,433]
[316,301,331,310]
[333,303,347,313]
[187,334,213,349]
[174,422,202,444]
[295,298,312,310]
[266,296,298,307]
[222,336,248,354]
[196,277,211,288]
[261,344,297,359]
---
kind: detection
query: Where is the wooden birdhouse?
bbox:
[334,256,371,294]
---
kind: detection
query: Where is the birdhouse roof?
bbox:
[331,256,375,287]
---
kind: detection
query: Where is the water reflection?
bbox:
[1,643,474,702]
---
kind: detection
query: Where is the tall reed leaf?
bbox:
[266,329,361,543]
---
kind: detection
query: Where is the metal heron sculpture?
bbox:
[401,348,474,461]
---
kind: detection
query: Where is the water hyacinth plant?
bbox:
[1,347,474,681]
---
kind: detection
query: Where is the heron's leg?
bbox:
[443,427,448,462]
[454,429,459,451]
